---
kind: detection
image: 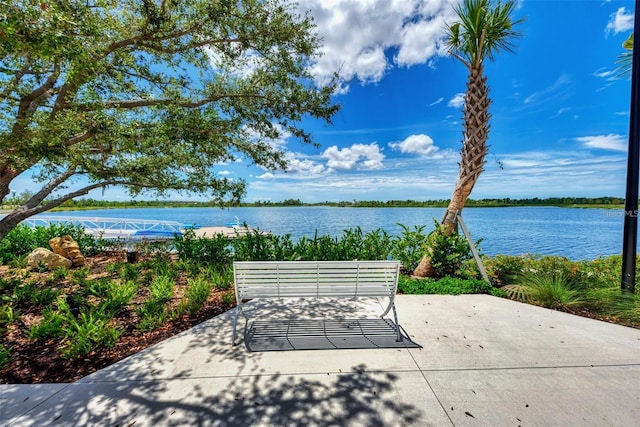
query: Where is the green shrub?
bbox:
[146,254,179,279]
[7,255,28,269]
[483,255,526,286]
[390,224,429,272]
[28,307,66,340]
[10,282,38,305]
[0,304,20,327]
[428,220,477,279]
[85,277,111,298]
[200,265,233,290]
[0,223,105,264]
[341,227,391,260]
[149,275,174,302]
[221,290,236,305]
[232,230,282,261]
[212,266,234,290]
[230,232,299,261]
[582,287,640,324]
[71,266,91,286]
[179,276,213,315]
[52,266,69,282]
[292,232,338,261]
[100,280,138,316]
[121,263,143,281]
[0,344,11,369]
[267,234,298,261]
[135,272,173,331]
[105,261,124,276]
[398,275,503,296]
[0,225,35,263]
[285,227,391,262]
[173,258,201,278]
[174,229,232,266]
[61,310,122,359]
[136,310,169,332]
[608,292,640,324]
[30,287,59,306]
[0,276,17,291]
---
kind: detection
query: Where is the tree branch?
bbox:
[76,93,265,111]
[65,131,94,147]
[0,60,34,100]
[137,37,242,54]
[24,167,78,209]
[15,63,60,122]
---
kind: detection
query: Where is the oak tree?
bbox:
[0,0,338,240]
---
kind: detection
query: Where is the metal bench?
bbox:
[232,260,402,345]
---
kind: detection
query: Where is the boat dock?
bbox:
[23,216,260,240]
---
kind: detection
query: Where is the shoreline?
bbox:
[0,204,626,214]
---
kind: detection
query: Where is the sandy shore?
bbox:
[186,226,264,238]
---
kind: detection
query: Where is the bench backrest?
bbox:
[233,260,401,300]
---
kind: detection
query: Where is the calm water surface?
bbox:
[38,206,628,260]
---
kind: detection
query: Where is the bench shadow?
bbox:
[245,318,421,351]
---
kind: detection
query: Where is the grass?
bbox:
[484,254,640,327]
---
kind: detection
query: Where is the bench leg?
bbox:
[391,303,402,342]
[232,306,240,346]
[232,303,247,346]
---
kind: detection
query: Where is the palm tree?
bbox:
[618,33,633,77]
[413,0,524,277]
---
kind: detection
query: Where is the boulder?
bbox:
[49,235,85,267]
[26,247,73,270]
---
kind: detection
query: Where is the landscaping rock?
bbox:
[49,235,86,267]
[26,247,73,270]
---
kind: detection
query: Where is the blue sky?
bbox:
[233,0,636,203]
[11,0,635,203]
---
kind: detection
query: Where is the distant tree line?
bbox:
[245,197,625,208]
[3,196,623,211]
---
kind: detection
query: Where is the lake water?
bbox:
[36,206,630,260]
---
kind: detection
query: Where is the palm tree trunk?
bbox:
[413,64,490,277]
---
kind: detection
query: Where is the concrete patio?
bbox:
[1,294,639,426]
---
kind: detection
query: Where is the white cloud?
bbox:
[298,0,456,88]
[575,134,627,151]
[218,170,232,176]
[283,152,327,176]
[593,69,616,80]
[550,107,570,119]
[389,134,439,157]
[448,93,465,108]
[473,149,626,198]
[522,74,572,107]
[322,143,385,170]
[243,123,292,151]
[205,48,264,78]
[428,97,444,106]
[257,172,275,179]
[606,7,634,35]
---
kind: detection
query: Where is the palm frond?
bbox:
[445,0,524,68]
[616,33,633,78]
[501,284,532,302]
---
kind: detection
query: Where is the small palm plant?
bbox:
[504,270,582,310]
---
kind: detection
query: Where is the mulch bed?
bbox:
[0,253,235,384]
